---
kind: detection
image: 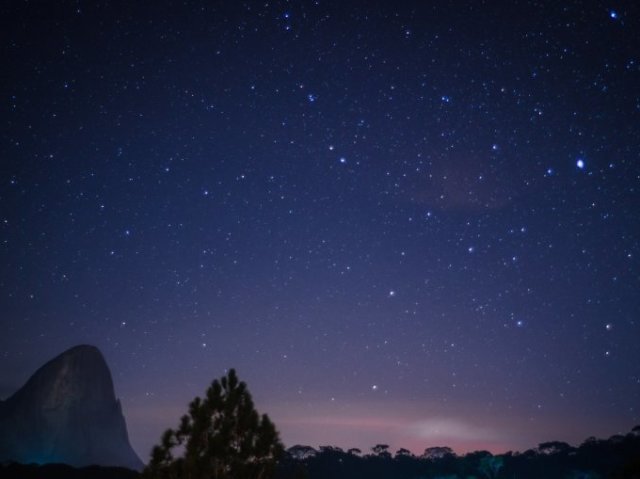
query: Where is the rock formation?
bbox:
[0,345,143,470]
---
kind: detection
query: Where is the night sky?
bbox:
[2,0,640,461]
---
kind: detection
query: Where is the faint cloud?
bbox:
[408,154,517,212]
[408,418,501,442]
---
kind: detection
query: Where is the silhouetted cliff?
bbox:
[0,345,142,470]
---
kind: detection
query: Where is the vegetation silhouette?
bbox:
[2,425,639,479]
[143,369,283,479]
[275,425,640,479]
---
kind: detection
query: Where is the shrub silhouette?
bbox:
[144,369,283,479]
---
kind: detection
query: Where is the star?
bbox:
[4,1,637,461]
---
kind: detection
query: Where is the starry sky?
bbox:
[2,0,640,461]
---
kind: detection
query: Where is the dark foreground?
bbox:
[0,462,139,479]
[3,426,640,479]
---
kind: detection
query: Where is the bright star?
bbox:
[576,159,585,169]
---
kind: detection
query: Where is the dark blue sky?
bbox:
[2,0,639,460]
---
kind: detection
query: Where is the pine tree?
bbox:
[144,369,283,479]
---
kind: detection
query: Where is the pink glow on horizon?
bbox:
[275,413,510,455]
[126,396,617,461]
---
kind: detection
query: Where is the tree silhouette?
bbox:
[371,444,391,458]
[422,446,455,460]
[395,448,413,458]
[287,445,317,460]
[478,454,504,479]
[536,441,572,455]
[371,444,389,456]
[143,369,283,479]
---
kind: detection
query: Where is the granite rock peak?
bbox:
[0,345,143,470]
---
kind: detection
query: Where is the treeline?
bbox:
[275,425,640,479]
[2,426,638,479]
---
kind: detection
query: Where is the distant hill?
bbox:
[0,345,143,471]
